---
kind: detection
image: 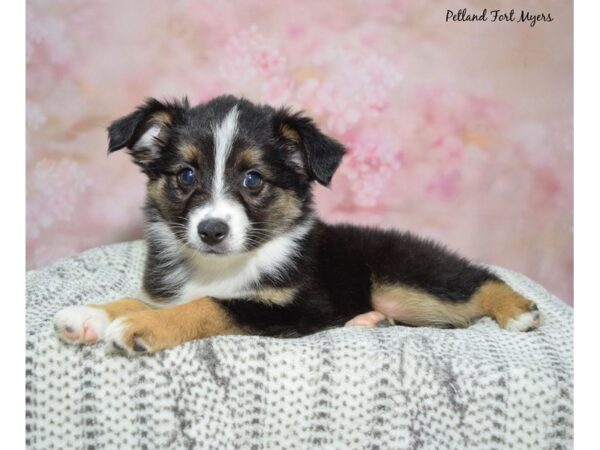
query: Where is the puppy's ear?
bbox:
[107,98,189,170]
[273,109,346,186]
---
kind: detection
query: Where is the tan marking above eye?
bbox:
[235,147,263,169]
[179,143,201,162]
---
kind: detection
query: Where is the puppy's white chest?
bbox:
[178,276,256,302]
[174,221,312,303]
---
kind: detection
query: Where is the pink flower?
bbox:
[341,128,402,207]
[219,25,288,86]
[300,48,401,133]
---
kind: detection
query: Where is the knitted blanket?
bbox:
[26,241,573,449]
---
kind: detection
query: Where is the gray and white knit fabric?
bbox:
[26,241,573,450]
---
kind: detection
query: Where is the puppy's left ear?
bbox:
[273,109,346,186]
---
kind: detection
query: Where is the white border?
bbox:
[574,0,599,447]
[1,2,25,449]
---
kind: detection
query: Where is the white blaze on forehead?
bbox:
[212,105,240,197]
[187,105,249,252]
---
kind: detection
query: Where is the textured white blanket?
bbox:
[26,241,573,449]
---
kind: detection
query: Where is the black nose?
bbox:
[197,219,229,246]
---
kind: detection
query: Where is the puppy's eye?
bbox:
[178,168,196,185]
[242,171,263,190]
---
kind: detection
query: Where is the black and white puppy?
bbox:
[54,95,540,355]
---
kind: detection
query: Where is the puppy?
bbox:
[54,95,540,355]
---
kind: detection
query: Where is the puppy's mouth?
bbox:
[185,237,251,257]
[186,237,263,257]
[186,241,233,256]
[201,247,228,256]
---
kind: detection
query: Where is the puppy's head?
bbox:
[108,95,345,256]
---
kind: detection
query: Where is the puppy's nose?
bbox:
[197,219,229,246]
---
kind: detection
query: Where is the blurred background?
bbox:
[26,0,573,304]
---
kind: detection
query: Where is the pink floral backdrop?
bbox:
[26,0,573,304]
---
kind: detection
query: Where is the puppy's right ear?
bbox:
[107,98,189,172]
[273,109,346,186]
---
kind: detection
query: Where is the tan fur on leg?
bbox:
[371,284,485,328]
[104,297,242,354]
[473,281,540,331]
[89,297,151,320]
[371,280,539,331]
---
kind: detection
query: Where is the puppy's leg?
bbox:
[371,281,540,331]
[473,281,540,331]
[104,297,241,355]
[54,298,150,344]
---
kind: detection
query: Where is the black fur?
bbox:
[272,109,346,185]
[220,222,499,337]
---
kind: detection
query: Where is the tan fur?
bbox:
[179,143,200,161]
[372,280,534,329]
[115,298,242,351]
[473,281,535,328]
[89,297,150,320]
[269,190,302,227]
[147,177,170,217]
[372,284,484,327]
[152,111,172,126]
[237,147,264,168]
[147,177,165,201]
[280,124,300,142]
[254,287,297,306]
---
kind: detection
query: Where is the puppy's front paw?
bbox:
[54,306,110,344]
[104,311,176,356]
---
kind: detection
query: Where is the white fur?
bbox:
[133,125,162,157]
[104,317,137,355]
[53,306,110,344]
[145,217,314,305]
[178,219,314,303]
[186,198,249,253]
[146,222,183,261]
[212,106,239,197]
[506,310,541,332]
[146,221,190,289]
[185,106,247,252]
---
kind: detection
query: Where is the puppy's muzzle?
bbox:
[197,219,230,246]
